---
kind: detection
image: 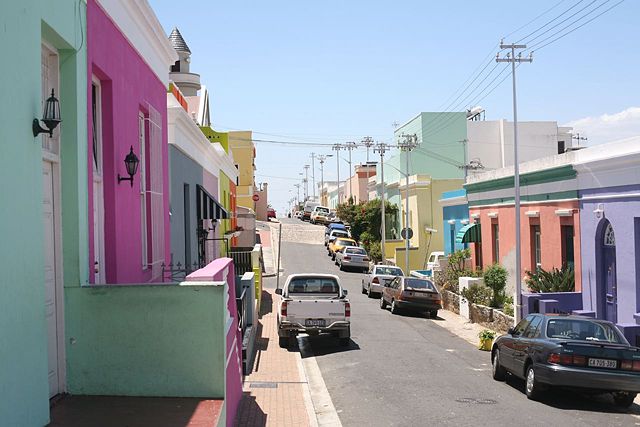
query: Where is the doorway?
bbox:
[597,220,617,323]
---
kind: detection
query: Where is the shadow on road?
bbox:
[258,291,273,318]
[503,374,640,415]
[284,334,361,358]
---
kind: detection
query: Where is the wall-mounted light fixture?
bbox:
[117,146,140,187]
[33,89,61,137]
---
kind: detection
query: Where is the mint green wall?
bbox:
[65,282,226,397]
[0,1,87,425]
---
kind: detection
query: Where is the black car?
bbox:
[492,314,640,407]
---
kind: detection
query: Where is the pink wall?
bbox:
[470,201,581,290]
[87,0,171,284]
[186,258,243,426]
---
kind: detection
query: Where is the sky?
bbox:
[149,0,640,215]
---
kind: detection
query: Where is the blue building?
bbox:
[439,189,470,255]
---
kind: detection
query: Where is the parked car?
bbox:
[328,237,358,260]
[361,264,404,298]
[325,228,351,247]
[310,206,331,225]
[380,276,441,318]
[267,207,276,220]
[491,314,640,406]
[325,222,348,235]
[302,201,319,221]
[335,247,370,272]
[275,274,350,348]
[294,211,302,219]
[426,251,445,271]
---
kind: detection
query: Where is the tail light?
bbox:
[435,299,442,306]
[372,277,380,284]
[548,353,587,366]
[345,302,351,317]
[343,256,351,260]
[621,360,640,371]
[363,257,370,262]
[281,301,287,317]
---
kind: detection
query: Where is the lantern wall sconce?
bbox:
[117,146,140,187]
[33,89,62,137]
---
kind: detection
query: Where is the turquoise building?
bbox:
[439,189,470,255]
[0,1,87,425]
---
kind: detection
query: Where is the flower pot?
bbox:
[478,338,493,351]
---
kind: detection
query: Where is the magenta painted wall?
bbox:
[87,0,171,284]
[186,258,243,426]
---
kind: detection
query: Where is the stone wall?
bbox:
[469,303,514,334]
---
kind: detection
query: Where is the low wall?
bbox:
[469,303,514,334]
[65,282,226,398]
[441,289,461,315]
[522,292,583,316]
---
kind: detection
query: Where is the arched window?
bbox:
[604,223,615,246]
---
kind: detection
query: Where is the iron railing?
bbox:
[236,288,249,336]
[228,248,254,276]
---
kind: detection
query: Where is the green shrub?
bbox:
[442,249,479,293]
[461,284,493,306]
[502,295,514,316]
[479,329,496,340]
[525,266,575,293]
[484,264,508,307]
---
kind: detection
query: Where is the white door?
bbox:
[42,42,63,398]
[92,80,105,284]
[43,161,60,397]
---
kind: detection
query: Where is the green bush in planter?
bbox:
[461,284,493,306]
[484,264,508,307]
[525,265,575,293]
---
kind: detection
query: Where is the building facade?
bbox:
[342,164,376,204]
[439,189,470,255]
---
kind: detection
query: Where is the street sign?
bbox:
[401,227,413,239]
[252,194,260,202]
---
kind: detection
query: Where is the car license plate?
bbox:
[305,319,326,327]
[588,358,617,369]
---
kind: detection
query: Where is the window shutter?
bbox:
[147,104,165,279]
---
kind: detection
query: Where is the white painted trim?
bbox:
[525,210,539,218]
[580,192,640,202]
[471,213,480,219]
[96,0,178,85]
[447,219,456,225]
[91,77,106,284]
[487,212,498,218]
[225,335,238,367]
[555,209,574,217]
[438,195,467,207]
[460,219,469,225]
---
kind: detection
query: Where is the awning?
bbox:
[456,223,481,244]
[196,185,228,220]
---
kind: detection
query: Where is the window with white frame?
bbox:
[139,112,148,269]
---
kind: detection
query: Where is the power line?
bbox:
[522,0,602,46]
[502,0,571,40]
[516,0,589,44]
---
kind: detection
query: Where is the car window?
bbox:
[403,278,436,291]
[545,319,627,343]
[336,239,356,246]
[375,266,404,276]
[345,248,367,255]
[523,316,543,338]
[428,255,435,263]
[288,277,339,294]
[512,315,534,336]
[393,278,402,289]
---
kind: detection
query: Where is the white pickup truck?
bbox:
[275,274,351,348]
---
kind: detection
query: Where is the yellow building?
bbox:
[228,131,256,210]
[388,175,463,272]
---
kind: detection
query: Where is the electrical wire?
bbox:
[516,0,588,44]
[521,0,602,46]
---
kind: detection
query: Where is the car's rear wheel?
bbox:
[613,391,637,408]
[390,299,399,315]
[367,286,374,298]
[361,281,367,294]
[339,262,344,271]
[429,310,438,318]
[380,296,387,309]
[278,337,289,348]
[492,349,506,381]
[525,365,543,400]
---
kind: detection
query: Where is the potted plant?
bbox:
[478,329,496,351]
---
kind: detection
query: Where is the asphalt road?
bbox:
[264,219,640,427]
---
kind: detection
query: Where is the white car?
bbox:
[361,264,404,298]
[310,206,331,225]
[276,274,350,348]
[426,251,446,272]
[335,247,370,272]
[324,228,351,247]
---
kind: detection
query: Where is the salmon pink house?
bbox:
[87,0,177,284]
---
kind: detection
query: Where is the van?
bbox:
[310,206,331,225]
[302,201,319,221]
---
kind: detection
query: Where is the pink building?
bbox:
[87,0,177,284]
[343,164,376,204]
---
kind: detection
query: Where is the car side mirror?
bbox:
[275,288,283,295]
[343,290,348,296]
[507,327,515,335]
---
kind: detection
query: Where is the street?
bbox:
[265,219,640,427]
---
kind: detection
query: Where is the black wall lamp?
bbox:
[117,146,140,187]
[33,89,61,137]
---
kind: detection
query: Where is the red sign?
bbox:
[252,194,260,202]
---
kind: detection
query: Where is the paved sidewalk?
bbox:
[431,309,489,348]
[256,222,276,277]
[235,290,315,427]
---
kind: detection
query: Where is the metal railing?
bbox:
[236,288,249,336]
[229,248,254,276]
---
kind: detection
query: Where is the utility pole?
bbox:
[362,136,374,201]
[398,133,418,273]
[497,40,532,324]
[572,133,588,147]
[373,142,389,264]
[332,143,343,204]
[303,164,310,202]
[294,183,301,206]
[344,142,357,204]
[310,153,316,201]
[317,154,332,205]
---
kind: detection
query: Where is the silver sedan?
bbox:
[335,247,370,272]
[361,264,404,298]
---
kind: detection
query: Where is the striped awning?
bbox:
[456,223,481,244]
[196,185,228,220]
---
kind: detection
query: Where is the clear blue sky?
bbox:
[149,0,639,215]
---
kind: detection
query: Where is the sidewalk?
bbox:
[432,309,488,348]
[235,289,315,427]
[256,222,277,277]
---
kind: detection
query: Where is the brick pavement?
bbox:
[235,290,314,427]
